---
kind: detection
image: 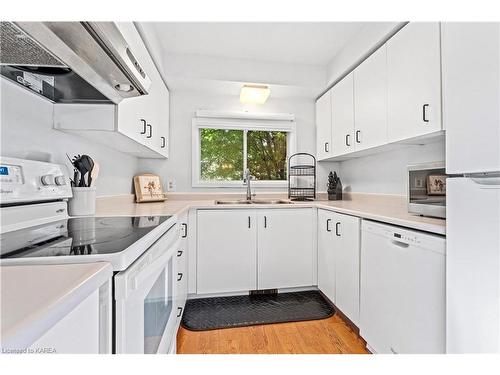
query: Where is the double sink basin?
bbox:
[215,198,294,205]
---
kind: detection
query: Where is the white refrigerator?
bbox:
[443,22,500,353]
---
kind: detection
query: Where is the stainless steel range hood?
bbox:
[0,22,152,104]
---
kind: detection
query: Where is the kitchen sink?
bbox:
[251,199,293,204]
[214,199,253,205]
[214,199,293,205]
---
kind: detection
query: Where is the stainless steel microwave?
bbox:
[407,162,447,219]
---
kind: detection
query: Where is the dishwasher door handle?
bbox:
[391,239,410,248]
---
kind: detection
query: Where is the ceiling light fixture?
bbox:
[240,84,270,104]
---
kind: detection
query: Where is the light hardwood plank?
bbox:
[176,315,369,354]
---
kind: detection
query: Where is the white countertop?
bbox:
[96,193,446,235]
[1,262,112,350]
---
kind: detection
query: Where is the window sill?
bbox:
[192,181,288,189]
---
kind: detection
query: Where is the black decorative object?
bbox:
[181,290,334,331]
[288,153,316,201]
[327,171,343,200]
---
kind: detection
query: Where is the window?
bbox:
[193,116,296,187]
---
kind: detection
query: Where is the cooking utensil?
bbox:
[79,155,94,187]
[89,162,100,187]
[72,157,87,187]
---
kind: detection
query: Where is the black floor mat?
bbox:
[181,290,335,331]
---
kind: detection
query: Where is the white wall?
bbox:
[0,79,139,196]
[338,140,445,195]
[138,90,338,193]
[325,22,404,87]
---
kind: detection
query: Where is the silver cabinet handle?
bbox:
[355,130,361,143]
[177,307,183,317]
[177,250,183,257]
[248,216,251,228]
[264,216,267,228]
[181,223,188,238]
[326,218,332,232]
[177,273,183,282]
[146,124,152,138]
[324,142,329,153]
[161,136,166,148]
[140,119,146,134]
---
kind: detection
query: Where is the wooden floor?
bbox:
[176,315,369,354]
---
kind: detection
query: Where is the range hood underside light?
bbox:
[240,84,271,104]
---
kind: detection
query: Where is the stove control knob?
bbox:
[55,175,66,186]
[41,174,55,186]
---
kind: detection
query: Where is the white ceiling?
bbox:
[146,22,364,66]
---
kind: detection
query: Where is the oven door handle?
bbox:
[132,241,179,290]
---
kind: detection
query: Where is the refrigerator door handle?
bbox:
[470,177,500,187]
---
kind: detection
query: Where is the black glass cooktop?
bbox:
[0,216,172,259]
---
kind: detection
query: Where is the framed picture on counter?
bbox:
[133,174,167,203]
[427,174,447,196]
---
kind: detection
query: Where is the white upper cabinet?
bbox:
[442,22,500,174]
[353,46,388,151]
[331,73,355,156]
[387,22,442,142]
[257,209,314,289]
[316,90,332,161]
[53,22,169,159]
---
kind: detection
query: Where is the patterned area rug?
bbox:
[181,290,335,331]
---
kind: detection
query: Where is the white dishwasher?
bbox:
[359,220,446,354]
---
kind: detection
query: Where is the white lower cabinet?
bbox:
[196,208,314,294]
[332,213,361,325]
[317,209,336,303]
[197,209,257,294]
[175,212,189,323]
[31,287,110,354]
[257,209,314,289]
[317,209,360,324]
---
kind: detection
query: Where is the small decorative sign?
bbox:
[133,174,167,203]
[427,174,447,196]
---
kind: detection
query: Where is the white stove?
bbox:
[0,156,176,270]
[0,157,181,353]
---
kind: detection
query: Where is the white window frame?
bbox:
[192,117,297,188]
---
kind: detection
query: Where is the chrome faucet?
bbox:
[243,168,254,201]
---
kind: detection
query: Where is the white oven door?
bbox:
[114,224,179,354]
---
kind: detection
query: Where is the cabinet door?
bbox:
[333,213,361,325]
[197,210,257,294]
[442,23,500,174]
[115,23,155,148]
[387,22,442,142]
[154,84,170,158]
[316,90,332,160]
[31,289,101,353]
[257,209,314,289]
[176,210,188,318]
[331,73,355,156]
[354,46,388,151]
[317,209,336,303]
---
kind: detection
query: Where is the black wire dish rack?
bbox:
[288,152,316,201]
